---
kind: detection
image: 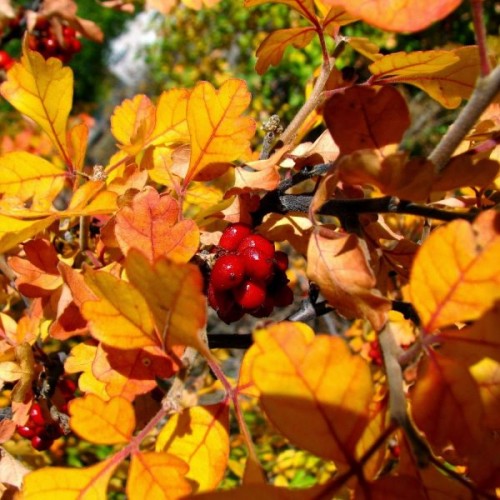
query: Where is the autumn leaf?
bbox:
[125,249,207,351]
[322,0,461,32]
[0,151,66,210]
[245,0,317,24]
[307,229,390,330]
[255,27,316,75]
[9,239,62,297]
[5,343,35,403]
[370,47,484,109]
[22,458,118,499]
[324,86,410,155]
[127,452,192,499]
[82,268,161,349]
[0,40,73,163]
[156,403,230,492]
[92,343,178,401]
[249,322,374,467]
[114,187,200,263]
[69,394,135,444]
[184,79,255,185]
[409,210,500,332]
[0,448,30,491]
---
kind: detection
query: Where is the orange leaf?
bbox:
[126,451,192,499]
[307,229,390,330]
[324,86,410,155]
[232,164,280,192]
[322,0,461,32]
[410,350,484,458]
[370,47,484,109]
[409,210,500,332]
[22,458,117,499]
[156,403,229,492]
[0,151,66,210]
[249,322,374,466]
[114,187,200,263]
[255,27,316,75]
[125,249,207,351]
[245,0,317,23]
[0,40,73,162]
[93,344,178,401]
[82,268,160,349]
[184,79,255,185]
[9,239,62,298]
[69,394,135,444]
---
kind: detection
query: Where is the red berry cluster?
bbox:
[368,339,383,366]
[208,223,294,324]
[28,18,82,63]
[16,378,76,451]
[0,50,14,71]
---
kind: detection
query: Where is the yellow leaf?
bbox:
[409,210,500,332]
[0,41,73,162]
[69,394,135,444]
[255,27,316,75]
[156,404,229,492]
[126,452,192,499]
[125,249,207,351]
[0,152,65,209]
[307,229,390,330]
[22,459,117,500]
[82,269,160,349]
[250,322,374,467]
[0,215,57,254]
[185,79,255,185]
[370,47,484,109]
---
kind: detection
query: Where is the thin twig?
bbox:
[470,0,491,77]
[428,65,500,173]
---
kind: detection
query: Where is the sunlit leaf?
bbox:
[114,187,199,263]
[245,0,317,23]
[322,0,461,32]
[82,269,160,349]
[307,229,390,330]
[22,458,117,500]
[409,210,500,332]
[0,42,73,162]
[0,215,57,254]
[324,86,410,154]
[185,79,255,185]
[156,403,229,492]
[250,322,374,467]
[125,249,207,351]
[255,27,316,75]
[69,394,135,444]
[0,152,65,209]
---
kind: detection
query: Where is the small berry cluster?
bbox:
[208,223,294,324]
[0,50,14,71]
[28,18,82,63]
[368,340,383,366]
[16,378,76,451]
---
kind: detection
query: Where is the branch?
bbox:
[428,65,500,172]
[470,0,491,77]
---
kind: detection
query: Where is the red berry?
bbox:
[237,234,275,258]
[31,435,53,451]
[274,251,289,272]
[62,26,77,38]
[241,247,274,282]
[207,284,244,324]
[211,254,245,291]
[219,223,252,252]
[272,285,294,308]
[17,425,36,439]
[58,378,77,400]
[29,403,45,427]
[0,50,13,70]
[41,423,63,440]
[34,17,50,31]
[67,37,82,54]
[42,37,59,56]
[250,295,275,318]
[234,280,266,310]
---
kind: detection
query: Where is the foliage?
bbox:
[0,0,499,498]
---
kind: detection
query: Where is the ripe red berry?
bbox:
[250,295,275,318]
[17,425,37,439]
[29,403,45,427]
[272,285,294,308]
[31,435,53,451]
[211,254,245,291]
[67,37,82,54]
[241,247,274,282]
[234,280,266,310]
[207,284,244,324]
[219,223,252,252]
[0,50,14,70]
[274,251,289,272]
[58,378,77,400]
[237,234,275,258]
